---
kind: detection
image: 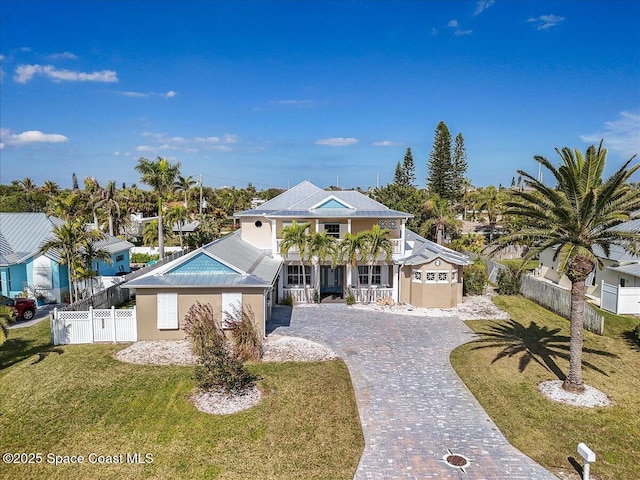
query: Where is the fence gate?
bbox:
[601,282,618,313]
[52,307,137,345]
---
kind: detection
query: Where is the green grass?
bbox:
[497,258,539,271]
[451,295,640,480]
[0,322,364,480]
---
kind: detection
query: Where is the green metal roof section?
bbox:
[166,252,238,275]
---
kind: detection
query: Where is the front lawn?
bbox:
[451,295,640,480]
[0,321,364,480]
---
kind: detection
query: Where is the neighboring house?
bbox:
[0,212,133,303]
[124,181,470,341]
[538,218,640,313]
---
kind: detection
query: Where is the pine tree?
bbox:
[72,172,79,190]
[451,133,468,202]
[427,121,453,200]
[393,147,416,188]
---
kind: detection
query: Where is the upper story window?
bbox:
[379,219,398,230]
[116,254,124,262]
[324,223,340,238]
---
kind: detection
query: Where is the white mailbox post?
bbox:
[577,443,596,480]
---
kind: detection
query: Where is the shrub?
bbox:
[183,302,256,393]
[463,259,488,295]
[0,305,17,346]
[496,264,522,295]
[225,303,263,362]
[345,288,356,306]
[634,323,640,342]
[280,294,294,306]
[131,253,158,264]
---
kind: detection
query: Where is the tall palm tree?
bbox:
[307,230,338,303]
[165,205,190,248]
[19,177,37,194]
[279,221,311,303]
[40,219,104,303]
[360,225,393,304]
[339,231,367,296]
[46,193,85,221]
[477,185,506,242]
[492,141,640,393]
[96,180,123,236]
[135,157,181,258]
[83,176,102,227]
[174,175,197,209]
[78,239,113,297]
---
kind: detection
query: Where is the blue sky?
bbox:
[1,0,639,191]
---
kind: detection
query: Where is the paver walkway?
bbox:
[269,304,558,480]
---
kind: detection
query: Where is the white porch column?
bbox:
[315,218,320,234]
[401,219,407,256]
[392,264,399,302]
[271,219,278,256]
[347,218,352,234]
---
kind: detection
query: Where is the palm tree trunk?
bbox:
[563,278,586,392]
[108,215,114,236]
[436,222,444,244]
[300,260,309,303]
[367,263,374,304]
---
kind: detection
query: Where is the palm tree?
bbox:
[19,177,37,194]
[421,194,461,244]
[307,231,337,303]
[492,141,640,393]
[135,157,181,258]
[279,221,311,303]
[477,185,506,242]
[339,231,367,296]
[83,176,102,227]
[94,180,123,236]
[78,239,113,297]
[174,175,197,209]
[46,193,85,221]
[0,305,17,346]
[360,225,393,304]
[40,219,104,304]
[165,205,190,248]
[41,180,60,198]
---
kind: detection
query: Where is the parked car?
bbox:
[0,295,37,321]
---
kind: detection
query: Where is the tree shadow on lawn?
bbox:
[0,337,63,371]
[621,330,640,352]
[470,319,617,380]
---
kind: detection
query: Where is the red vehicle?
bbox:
[0,295,37,321]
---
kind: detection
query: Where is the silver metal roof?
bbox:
[606,263,640,278]
[235,181,413,219]
[400,230,471,266]
[125,231,281,289]
[0,213,132,266]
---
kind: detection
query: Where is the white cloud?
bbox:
[136,145,155,152]
[315,137,358,147]
[447,19,459,28]
[454,29,473,36]
[373,141,401,147]
[47,51,78,60]
[121,91,149,98]
[195,134,240,144]
[14,64,118,83]
[164,90,177,98]
[474,0,495,16]
[1,129,69,145]
[580,111,640,159]
[274,99,314,108]
[527,14,565,30]
[119,90,176,98]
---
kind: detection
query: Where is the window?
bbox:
[157,293,178,329]
[389,219,397,230]
[378,220,387,229]
[620,278,626,287]
[412,270,422,283]
[425,272,436,283]
[358,265,381,285]
[116,254,124,262]
[324,223,340,238]
[451,270,458,283]
[287,265,311,285]
[438,272,448,282]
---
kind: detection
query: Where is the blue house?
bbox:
[0,213,133,303]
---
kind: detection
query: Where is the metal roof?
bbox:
[125,231,282,289]
[0,212,132,266]
[235,181,413,219]
[399,230,471,266]
[606,263,640,278]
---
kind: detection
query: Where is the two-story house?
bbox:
[125,182,470,340]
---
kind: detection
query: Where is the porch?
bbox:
[282,285,394,304]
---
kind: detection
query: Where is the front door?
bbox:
[321,266,343,294]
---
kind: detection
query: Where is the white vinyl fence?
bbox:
[51,307,137,345]
[520,275,604,335]
[601,281,640,315]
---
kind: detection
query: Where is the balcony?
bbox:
[276,238,403,256]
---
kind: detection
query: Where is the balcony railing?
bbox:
[282,286,393,304]
[276,238,402,256]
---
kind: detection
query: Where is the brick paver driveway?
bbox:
[268,304,558,480]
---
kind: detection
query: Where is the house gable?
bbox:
[166,252,241,275]
[310,195,354,210]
